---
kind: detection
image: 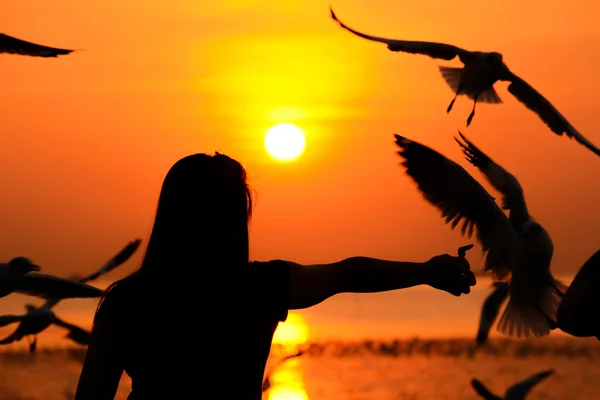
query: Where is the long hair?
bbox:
[98,152,253,310]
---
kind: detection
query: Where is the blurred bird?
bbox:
[471,369,554,400]
[0,303,90,352]
[42,238,142,309]
[0,239,141,351]
[394,133,566,338]
[262,350,305,392]
[557,249,600,340]
[0,257,104,300]
[476,281,510,347]
[0,33,73,57]
[330,8,600,157]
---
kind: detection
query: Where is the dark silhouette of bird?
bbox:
[330,7,600,157]
[394,133,565,338]
[0,257,104,300]
[0,239,141,351]
[471,369,554,399]
[557,249,600,340]
[0,303,90,352]
[262,350,305,392]
[0,33,73,57]
[476,281,510,347]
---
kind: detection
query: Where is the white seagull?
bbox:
[471,369,554,400]
[394,133,566,338]
[0,239,142,351]
[476,281,510,347]
[0,33,73,57]
[330,8,600,157]
[0,257,104,300]
[557,249,600,340]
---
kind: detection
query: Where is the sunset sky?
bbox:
[1,0,600,341]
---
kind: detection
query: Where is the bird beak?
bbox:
[30,264,41,272]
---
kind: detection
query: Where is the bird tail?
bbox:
[439,66,503,103]
[438,66,463,94]
[497,278,565,338]
[474,87,503,104]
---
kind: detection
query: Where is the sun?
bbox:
[264,123,306,162]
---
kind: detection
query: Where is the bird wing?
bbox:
[505,369,554,399]
[0,328,23,345]
[52,316,91,345]
[557,250,600,336]
[471,379,502,400]
[330,8,471,61]
[500,70,600,157]
[0,33,73,57]
[0,315,25,328]
[476,282,510,346]
[16,273,104,299]
[455,132,530,231]
[395,134,518,277]
[36,239,141,310]
[79,239,142,283]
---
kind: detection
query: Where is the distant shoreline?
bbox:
[2,336,598,360]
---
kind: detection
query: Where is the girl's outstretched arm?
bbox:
[286,247,476,309]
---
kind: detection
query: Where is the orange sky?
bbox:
[1,0,599,287]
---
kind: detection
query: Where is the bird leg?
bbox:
[28,336,37,353]
[447,83,465,113]
[466,94,480,126]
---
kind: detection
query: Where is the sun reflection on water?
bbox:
[272,313,309,346]
[267,386,309,400]
[265,367,308,400]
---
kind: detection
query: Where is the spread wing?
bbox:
[80,239,142,283]
[395,134,518,278]
[0,315,25,328]
[37,239,141,310]
[471,379,502,400]
[557,250,600,337]
[0,328,24,345]
[505,369,553,399]
[476,282,510,346]
[0,33,73,57]
[500,70,600,157]
[330,8,471,62]
[52,316,91,345]
[16,273,104,299]
[455,132,530,231]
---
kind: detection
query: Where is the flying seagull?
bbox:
[394,133,566,338]
[0,239,142,351]
[330,8,600,157]
[0,33,73,57]
[41,238,142,310]
[471,369,554,400]
[476,281,510,346]
[0,257,104,300]
[557,249,600,340]
[262,350,305,392]
[0,303,90,352]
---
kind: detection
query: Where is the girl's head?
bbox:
[141,152,253,276]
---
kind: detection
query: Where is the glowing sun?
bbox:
[264,123,306,162]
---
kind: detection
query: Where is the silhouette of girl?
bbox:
[74,152,476,400]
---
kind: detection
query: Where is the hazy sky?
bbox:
[1,0,599,288]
